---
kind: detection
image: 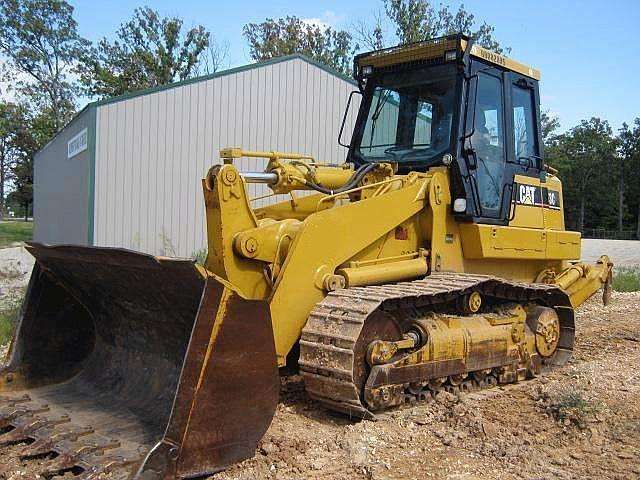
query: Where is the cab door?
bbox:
[459,64,548,260]
[463,65,546,228]
[506,73,545,230]
[465,68,510,222]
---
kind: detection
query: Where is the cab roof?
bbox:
[354,34,540,81]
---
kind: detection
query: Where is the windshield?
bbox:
[354,64,458,164]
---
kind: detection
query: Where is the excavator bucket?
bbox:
[0,243,279,480]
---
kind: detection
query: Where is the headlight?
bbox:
[453,198,467,213]
[361,65,374,76]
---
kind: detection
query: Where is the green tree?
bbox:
[78,7,210,99]
[540,110,560,148]
[8,158,33,220]
[382,0,509,53]
[547,118,617,232]
[6,104,56,221]
[618,119,640,238]
[243,16,355,75]
[194,36,229,76]
[0,102,26,217]
[0,0,89,129]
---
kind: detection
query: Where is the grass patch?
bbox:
[613,267,640,292]
[0,220,33,248]
[543,389,601,428]
[0,298,21,345]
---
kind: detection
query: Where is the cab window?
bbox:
[471,73,506,214]
[360,88,401,156]
[355,64,457,164]
[512,84,539,166]
[413,101,433,146]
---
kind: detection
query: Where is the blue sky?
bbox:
[69,0,640,133]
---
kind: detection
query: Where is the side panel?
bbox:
[33,108,95,246]
[509,174,544,229]
[457,173,579,261]
[460,223,546,259]
[543,175,580,259]
[459,223,579,261]
[542,175,567,230]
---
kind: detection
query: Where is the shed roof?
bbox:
[92,53,356,109]
[38,54,356,156]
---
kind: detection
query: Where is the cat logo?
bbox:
[513,183,560,210]
[513,182,561,210]
[519,184,536,205]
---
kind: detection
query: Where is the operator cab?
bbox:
[347,34,544,226]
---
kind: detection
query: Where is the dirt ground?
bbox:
[3,297,638,480]
[0,246,32,297]
[211,292,640,480]
[0,245,638,479]
[0,246,33,358]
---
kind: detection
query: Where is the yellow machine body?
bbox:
[204,159,610,367]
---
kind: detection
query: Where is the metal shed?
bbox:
[34,54,358,257]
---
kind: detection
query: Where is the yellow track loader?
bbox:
[0,34,612,479]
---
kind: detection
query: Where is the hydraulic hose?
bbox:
[304,162,380,195]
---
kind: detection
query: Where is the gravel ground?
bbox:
[581,239,640,267]
[0,246,33,360]
[0,246,33,290]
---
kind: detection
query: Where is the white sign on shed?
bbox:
[67,128,88,158]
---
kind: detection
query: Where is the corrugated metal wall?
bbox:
[93,57,359,257]
[33,109,94,246]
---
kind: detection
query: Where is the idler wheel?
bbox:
[526,306,560,358]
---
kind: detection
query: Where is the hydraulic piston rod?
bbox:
[241,172,279,184]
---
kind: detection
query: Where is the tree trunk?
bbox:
[579,194,585,234]
[0,147,5,221]
[0,160,4,221]
[50,89,61,131]
[637,202,640,240]
[618,162,624,234]
[23,202,28,222]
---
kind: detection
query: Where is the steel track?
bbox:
[299,273,574,419]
